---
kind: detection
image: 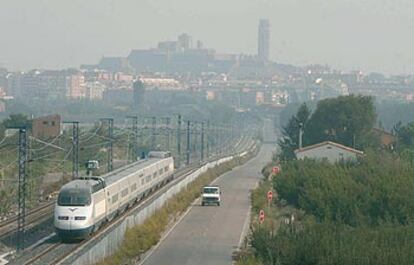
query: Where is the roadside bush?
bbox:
[250,221,414,265]
[274,151,414,226]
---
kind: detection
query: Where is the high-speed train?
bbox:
[54,151,174,239]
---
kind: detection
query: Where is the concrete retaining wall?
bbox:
[64,156,234,265]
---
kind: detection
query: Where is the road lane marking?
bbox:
[238,205,251,249]
[139,152,262,265]
[138,197,201,265]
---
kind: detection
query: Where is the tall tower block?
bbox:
[258,19,270,62]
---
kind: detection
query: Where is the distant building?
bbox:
[98,57,131,73]
[158,41,179,53]
[197,40,204,49]
[32,115,61,139]
[139,77,182,90]
[178,33,192,51]
[6,72,23,97]
[256,91,265,104]
[295,141,364,163]
[13,70,87,100]
[206,90,216,101]
[85,81,105,100]
[66,73,86,99]
[127,49,168,73]
[0,68,7,93]
[0,100,6,112]
[113,73,134,82]
[258,19,270,62]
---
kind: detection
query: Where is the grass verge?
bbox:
[96,149,257,265]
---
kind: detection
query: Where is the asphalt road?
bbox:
[141,122,276,265]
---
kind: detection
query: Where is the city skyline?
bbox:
[1,0,414,75]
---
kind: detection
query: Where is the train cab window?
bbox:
[92,182,104,193]
[58,188,91,206]
[112,194,118,203]
[121,188,128,197]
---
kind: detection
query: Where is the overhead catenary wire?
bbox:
[0,135,8,146]
[29,135,66,151]
[0,158,19,170]
[79,124,103,143]
[31,149,64,161]
[44,146,73,173]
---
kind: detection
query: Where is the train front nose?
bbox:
[55,207,92,239]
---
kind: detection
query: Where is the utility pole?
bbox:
[16,127,27,252]
[127,116,139,161]
[177,114,182,166]
[101,118,114,172]
[186,120,191,165]
[64,121,79,179]
[201,121,205,161]
[165,117,171,151]
[206,120,210,158]
[192,122,197,155]
[299,123,303,149]
[5,126,28,252]
[151,116,156,150]
[217,124,222,154]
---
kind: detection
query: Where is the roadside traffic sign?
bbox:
[259,209,265,224]
[267,190,273,202]
[272,166,280,174]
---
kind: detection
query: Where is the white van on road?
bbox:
[201,186,221,206]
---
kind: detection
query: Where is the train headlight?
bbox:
[75,216,86,220]
[58,216,69,220]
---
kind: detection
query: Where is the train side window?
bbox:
[141,179,145,185]
[121,188,128,197]
[146,175,151,182]
[112,194,118,203]
[139,174,144,178]
[131,183,137,191]
[164,166,169,172]
[153,172,157,178]
[159,168,163,175]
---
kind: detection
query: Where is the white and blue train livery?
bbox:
[54,151,174,239]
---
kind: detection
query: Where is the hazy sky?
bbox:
[1,0,414,74]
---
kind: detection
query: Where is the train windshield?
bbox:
[58,188,91,206]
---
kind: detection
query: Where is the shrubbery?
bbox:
[250,221,414,265]
[240,151,414,265]
[275,151,414,226]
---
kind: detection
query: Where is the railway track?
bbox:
[7,135,257,265]
[0,201,55,240]
[24,242,63,265]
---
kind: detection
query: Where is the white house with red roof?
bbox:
[294,141,364,163]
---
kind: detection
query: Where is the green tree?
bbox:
[133,80,145,107]
[394,121,414,150]
[278,103,310,160]
[2,114,31,128]
[306,95,376,149]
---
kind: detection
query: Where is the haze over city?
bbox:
[2,1,414,265]
[2,0,414,74]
